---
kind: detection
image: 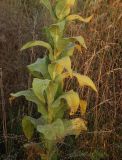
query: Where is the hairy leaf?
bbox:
[37,118,87,140]
[22,116,34,140]
[49,25,61,45]
[52,90,80,115]
[63,118,87,136]
[66,14,93,23]
[73,72,97,92]
[62,72,97,92]
[55,0,76,20]
[37,119,64,140]
[21,40,53,55]
[67,36,87,49]
[45,81,58,105]
[55,56,72,75]
[32,78,50,103]
[11,89,47,115]
[80,100,87,115]
[25,116,46,128]
[27,56,49,78]
[48,63,56,80]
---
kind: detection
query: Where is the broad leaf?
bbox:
[21,40,53,55]
[52,90,80,115]
[11,89,47,115]
[22,116,34,140]
[66,14,93,23]
[49,24,61,45]
[55,56,72,75]
[55,0,76,20]
[24,116,46,128]
[45,81,58,105]
[11,89,40,105]
[37,118,87,140]
[73,72,97,92]
[55,38,74,57]
[37,119,64,141]
[48,100,67,121]
[80,100,87,115]
[62,72,97,92]
[27,56,49,78]
[54,74,64,97]
[48,63,56,80]
[67,36,87,49]
[61,43,75,58]
[63,118,87,137]
[48,61,65,80]
[32,78,50,103]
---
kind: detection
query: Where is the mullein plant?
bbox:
[11,0,97,159]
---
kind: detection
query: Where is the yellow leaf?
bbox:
[62,72,97,92]
[52,90,80,116]
[67,0,76,7]
[71,118,87,134]
[62,90,79,115]
[66,14,93,23]
[73,72,97,92]
[75,44,82,52]
[64,118,87,137]
[80,100,87,115]
[62,72,71,79]
[55,56,72,76]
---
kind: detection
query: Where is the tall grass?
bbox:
[0,0,121,159]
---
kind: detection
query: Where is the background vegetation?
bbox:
[0,0,121,159]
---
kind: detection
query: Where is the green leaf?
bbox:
[55,38,74,57]
[48,21,66,57]
[27,56,49,78]
[63,118,87,137]
[48,63,56,80]
[37,119,64,141]
[37,118,87,140]
[66,14,93,23]
[32,78,50,104]
[61,43,75,57]
[55,0,76,20]
[73,72,97,92]
[11,89,47,116]
[48,100,66,121]
[45,81,58,105]
[48,62,64,80]
[25,116,46,128]
[21,40,53,55]
[54,74,64,97]
[22,116,34,140]
[11,89,40,105]
[49,24,61,45]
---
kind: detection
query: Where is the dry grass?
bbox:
[0,0,122,160]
